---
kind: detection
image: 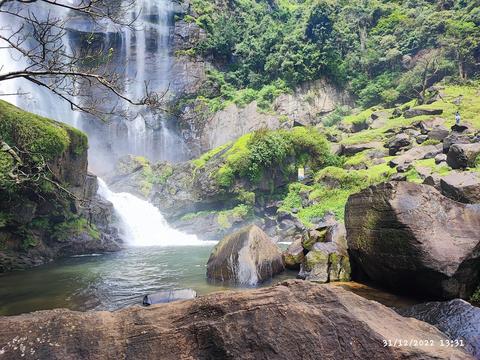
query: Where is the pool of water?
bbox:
[0,246,296,316]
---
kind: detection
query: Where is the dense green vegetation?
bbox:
[212,126,339,187]
[278,162,395,225]
[185,0,479,109]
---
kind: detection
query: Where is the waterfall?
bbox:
[1,0,188,167]
[97,179,214,247]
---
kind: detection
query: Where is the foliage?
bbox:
[188,0,480,109]
[52,217,100,242]
[214,127,336,187]
[279,162,395,226]
[322,106,351,127]
[470,287,480,304]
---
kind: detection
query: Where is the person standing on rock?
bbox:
[455,111,461,125]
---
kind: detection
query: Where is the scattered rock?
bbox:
[416,134,428,144]
[303,242,350,283]
[206,225,284,285]
[404,108,443,118]
[341,141,382,156]
[427,126,449,141]
[447,143,480,169]
[389,173,407,181]
[440,171,480,204]
[0,281,470,360]
[415,166,432,180]
[391,108,402,117]
[346,181,480,299]
[398,299,480,359]
[282,238,305,270]
[396,163,413,172]
[386,133,411,155]
[301,228,327,250]
[423,174,442,190]
[368,110,389,129]
[451,124,471,133]
[443,132,471,153]
[434,153,447,164]
[389,144,442,168]
[297,216,349,283]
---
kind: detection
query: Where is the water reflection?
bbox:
[0,246,296,316]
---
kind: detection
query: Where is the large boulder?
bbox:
[440,171,480,204]
[398,299,480,358]
[206,225,284,285]
[447,143,480,169]
[0,281,471,360]
[427,125,449,141]
[346,181,480,299]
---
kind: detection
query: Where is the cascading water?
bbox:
[77,0,188,168]
[0,0,202,246]
[1,0,188,170]
[97,179,214,247]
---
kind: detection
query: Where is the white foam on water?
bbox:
[97,178,215,247]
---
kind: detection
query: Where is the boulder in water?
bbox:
[346,181,480,299]
[282,238,305,269]
[143,289,197,306]
[206,225,284,285]
[398,299,480,358]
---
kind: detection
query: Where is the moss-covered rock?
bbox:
[0,101,120,272]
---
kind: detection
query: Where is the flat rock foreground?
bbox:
[0,281,472,359]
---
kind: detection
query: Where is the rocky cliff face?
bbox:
[0,101,121,272]
[178,79,353,157]
[0,280,472,359]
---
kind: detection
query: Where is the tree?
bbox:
[442,19,480,80]
[0,0,165,118]
[397,49,453,103]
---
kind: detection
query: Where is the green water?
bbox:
[0,246,296,316]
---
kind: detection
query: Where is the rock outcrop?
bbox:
[178,78,352,155]
[0,281,472,359]
[206,225,284,285]
[346,181,480,300]
[398,299,480,358]
[0,101,121,272]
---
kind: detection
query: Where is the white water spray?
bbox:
[97,179,215,247]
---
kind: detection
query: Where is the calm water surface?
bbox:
[0,246,296,316]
